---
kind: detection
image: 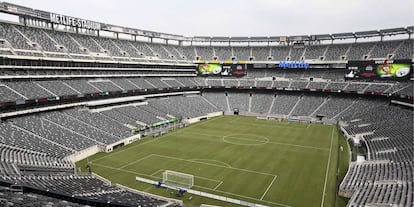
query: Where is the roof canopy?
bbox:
[0,1,412,43]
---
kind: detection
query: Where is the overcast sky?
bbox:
[6,0,414,37]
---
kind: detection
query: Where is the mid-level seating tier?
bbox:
[1,77,411,103]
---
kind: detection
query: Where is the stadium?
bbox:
[0,1,412,207]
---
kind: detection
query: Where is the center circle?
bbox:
[222,134,269,146]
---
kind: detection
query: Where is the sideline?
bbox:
[320,127,335,207]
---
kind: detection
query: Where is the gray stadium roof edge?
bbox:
[0,1,412,43]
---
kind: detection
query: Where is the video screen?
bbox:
[198,64,223,75]
[197,64,248,76]
[376,62,411,78]
[345,59,412,80]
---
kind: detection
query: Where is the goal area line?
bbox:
[152,169,223,190]
[90,153,283,205]
[135,175,291,207]
[120,153,277,194]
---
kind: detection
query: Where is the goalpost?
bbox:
[162,170,194,189]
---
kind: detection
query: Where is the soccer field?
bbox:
[77,116,349,207]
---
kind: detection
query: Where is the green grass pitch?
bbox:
[76,116,350,207]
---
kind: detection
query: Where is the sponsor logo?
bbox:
[279,61,309,69]
[50,13,101,30]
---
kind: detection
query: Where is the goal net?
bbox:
[162,170,194,189]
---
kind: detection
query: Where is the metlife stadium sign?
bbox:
[279,61,310,69]
[50,13,101,30]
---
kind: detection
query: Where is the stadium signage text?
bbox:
[50,13,101,30]
[279,61,309,69]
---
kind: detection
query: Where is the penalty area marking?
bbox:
[213,181,223,190]
[187,158,232,168]
[150,168,223,190]
[150,168,164,176]
[152,153,277,177]
[194,184,291,207]
[119,154,154,169]
[90,160,290,207]
[116,154,279,194]
[260,175,278,200]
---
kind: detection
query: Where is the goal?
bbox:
[162,170,194,189]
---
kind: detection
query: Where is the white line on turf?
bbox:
[187,158,232,168]
[320,127,335,207]
[119,154,154,169]
[151,168,224,186]
[153,154,277,177]
[234,122,309,129]
[195,184,291,207]
[255,119,291,125]
[213,181,223,190]
[150,168,164,176]
[91,162,160,179]
[179,131,329,151]
[149,168,223,187]
[268,140,328,151]
[90,161,290,207]
[117,155,227,185]
[222,134,269,146]
[260,175,277,200]
[194,175,223,183]
[90,133,175,163]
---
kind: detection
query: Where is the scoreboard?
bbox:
[197,63,250,76]
[346,59,412,80]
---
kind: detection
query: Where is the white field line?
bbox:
[119,154,154,169]
[151,168,223,187]
[93,163,220,191]
[260,175,277,200]
[195,185,291,207]
[91,162,159,179]
[150,168,222,185]
[194,175,223,184]
[320,127,335,207]
[90,116,222,163]
[150,168,164,176]
[116,154,233,187]
[234,121,309,129]
[179,131,329,151]
[153,154,277,177]
[254,119,291,125]
[187,158,232,168]
[91,133,175,163]
[222,135,269,146]
[213,181,223,190]
[91,161,290,207]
